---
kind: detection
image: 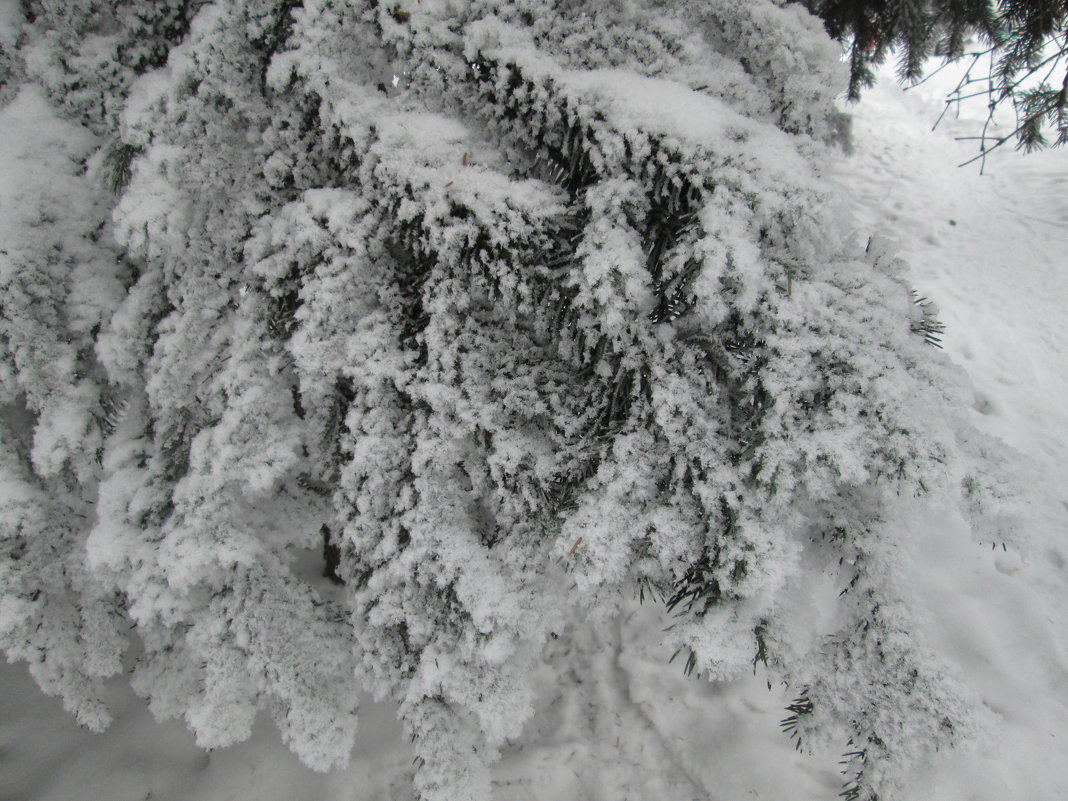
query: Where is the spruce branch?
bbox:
[102,141,142,194]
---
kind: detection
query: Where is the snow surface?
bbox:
[3,65,1068,801]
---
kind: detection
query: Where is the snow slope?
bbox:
[829,65,1068,801]
[3,66,1068,801]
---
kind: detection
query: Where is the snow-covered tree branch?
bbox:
[0,2,1016,800]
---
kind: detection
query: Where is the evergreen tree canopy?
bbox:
[0,2,1013,800]
[806,0,1068,156]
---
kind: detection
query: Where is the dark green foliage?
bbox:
[805,0,1068,157]
[780,690,813,751]
[251,0,303,92]
[665,504,741,618]
[320,524,343,584]
[117,0,197,73]
[19,0,197,131]
[804,0,996,99]
[838,744,871,801]
[668,645,700,677]
[753,620,770,673]
[101,141,142,194]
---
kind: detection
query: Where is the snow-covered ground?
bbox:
[3,65,1067,801]
[829,68,1068,801]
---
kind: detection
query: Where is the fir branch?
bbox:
[780,691,814,752]
[101,141,142,194]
